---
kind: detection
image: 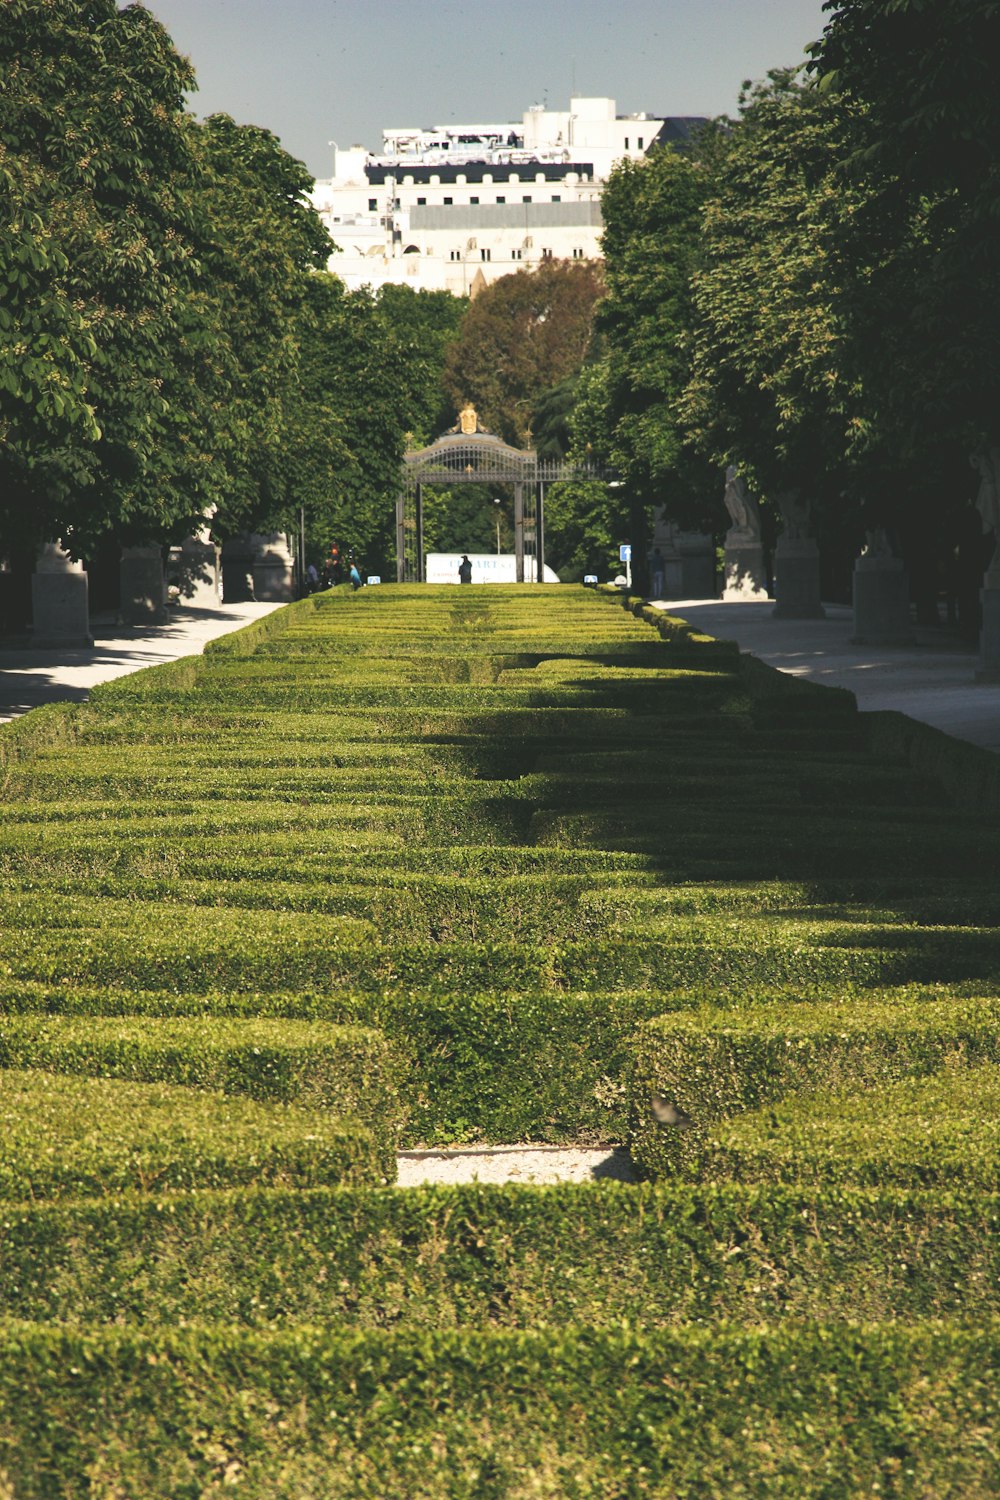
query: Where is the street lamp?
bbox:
[492,497,502,555]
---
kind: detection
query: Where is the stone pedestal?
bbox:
[250,533,295,602]
[656,529,716,601]
[772,536,825,619]
[977,578,1000,681]
[119,545,167,625]
[851,554,914,645]
[722,540,769,600]
[221,537,255,603]
[167,532,221,609]
[30,544,93,648]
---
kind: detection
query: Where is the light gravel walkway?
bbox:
[397,1145,637,1187]
[0,601,283,724]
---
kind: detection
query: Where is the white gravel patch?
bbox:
[396,1145,636,1187]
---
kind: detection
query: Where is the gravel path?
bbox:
[396,1144,637,1187]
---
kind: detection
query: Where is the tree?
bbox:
[442,260,604,447]
[680,72,873,557]
[373,285,467,445]
[592,145,713,520]
[0,0,214,553]
[810,1,1000,453]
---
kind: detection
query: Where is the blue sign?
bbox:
[366,575,382,586]
[619,544,632,563]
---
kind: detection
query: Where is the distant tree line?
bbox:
[442,1,1000,610]
[5,0,995,608]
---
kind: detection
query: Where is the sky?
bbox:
[143,0,832,182]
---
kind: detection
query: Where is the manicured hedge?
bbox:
[0,1320,997,1497]
[0,1180,996,1328]
[0,1015,403,1154]
[705,1062,1000,1188]
[3,579,1000,1488]
[0,1071,391,1198]
[628,995,1000,1179]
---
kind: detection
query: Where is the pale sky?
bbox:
[144,0,832,181]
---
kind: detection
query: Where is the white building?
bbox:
[309,96,705,296]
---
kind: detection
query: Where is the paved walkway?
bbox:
[654,598,1000,754]
[0,601,282,724]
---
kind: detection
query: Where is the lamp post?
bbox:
[493,497,502,555]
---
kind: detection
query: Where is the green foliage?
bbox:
[0,1321,998,1496]
[0,1070,388,1200]
[592,148,714,520]
[442,259,604,446]
[1,1180,997,1328]
[543,478,627,580]
[373,283,467,444]
[0,1014,402,1155]
[2,582,1000,1487]
[682,73,870,523]
[709,1062,1000,1187]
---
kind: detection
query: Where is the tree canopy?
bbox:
[442,260,604,448]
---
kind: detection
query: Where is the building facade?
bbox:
[309,96,705,295]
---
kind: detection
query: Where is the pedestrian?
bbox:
[458,554,473,584]
[306,562,319,592]
[350,563,363,591]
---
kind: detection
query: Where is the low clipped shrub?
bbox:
[704,1062,1000,1188]
[0,1015,403,1156]
[0,1070,392,1198]
[0,1320,997,1497]
[0,1180,996,1328]
[627,997,1000,1179]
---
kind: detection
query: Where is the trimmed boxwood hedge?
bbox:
[0,1320,997,1497]
[0,1071,391,1198]
[627,996,1000,1179]
[2,579,1000,1486]
[0,1180,996,1328]
[0,1015,403,1154]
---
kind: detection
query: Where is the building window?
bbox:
[551,194,561,202]
[450,250,461,261]
[496,195,505,204]
[470,195,479,204]
[624,137,629,149]
[417,196,426,205]
[541,247,553,259]
[443,196,453,205]
[511,249,522,260]
[572,248,585,259]
[637,137,644,149]
[481,248,491,261]
[522,195,532,203]
[368,198,377,211]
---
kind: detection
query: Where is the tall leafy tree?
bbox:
[811,0,1000,454]
[591,144,712,522]
[373,285,467,445]
[0,0,210,553]
[681,72,872,547]
[442,259,604,447]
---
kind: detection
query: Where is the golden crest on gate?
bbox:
[458,404,479,435]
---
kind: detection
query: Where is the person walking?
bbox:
[350,563,363,591]
[458,554,473,585]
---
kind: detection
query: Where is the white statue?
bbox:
[723,466,760,542]
[971,448,1000,535]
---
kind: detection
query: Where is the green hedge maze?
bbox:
[2,584,999,1494]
